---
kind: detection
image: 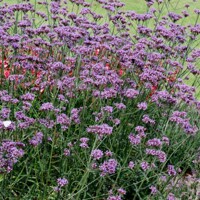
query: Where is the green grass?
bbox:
[3,0,200,17]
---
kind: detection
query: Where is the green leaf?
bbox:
[0,174,4,182]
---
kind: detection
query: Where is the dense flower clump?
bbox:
[0,0,199,199]
[0,141,25,173]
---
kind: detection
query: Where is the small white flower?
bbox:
[3,120,12,128]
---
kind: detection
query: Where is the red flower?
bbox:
[31,70,35,76]
[68,71,73,76]
[4,69,10,79]
[36,71,41,78]
[0,59,9,68]
[95,48,100,56]
[118,68,124,76]
[105,63,111,70]
[147,85,158,100]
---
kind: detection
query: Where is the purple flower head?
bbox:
[156,150,166,163]
[162,136,170,145]
[117,188,126,195]
[182,10,189,17]
[137,102,147,110]
[53,186,60,192]
[70,108,81,124]
[107,195,122,200]
[114,103,126,110]
[140,161,150,171]
[29,132,43,147]
[1,107,11,119]
[160,175,167,182]
[64,149,70,156]
[194,9,200,15]
[99,159,118,176]
[39,118,54,129]
[22,101,32,111]
[124,88,139,98]
[167,193,175,200]
[56,114,71,126]
[100,87,118,99]
[101,106,113,113]
[39,102,54,111]
[80,142,89,148]
[135,126,146,137]
[113,118,120,125]
[142,115,155,124]
[87,124,113,137]
[146,149,166,163]
[79,137,89,148]
[91,162,98,169]
[20,93,35,101]
[167,165,176,176]
[147,138,162,147]
[128,161,135,169]
[68,142,73,148]
[150,185,157,195]
[168,12,182,22]
[105,150,113,157]
[91,149,104,160]
[129,134,141,145]
[80,137,89,143]
[57,178,68,187]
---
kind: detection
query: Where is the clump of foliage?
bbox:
[0,0,200,199]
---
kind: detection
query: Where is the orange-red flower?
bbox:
[118,68,124,76]
[4,69,10,79]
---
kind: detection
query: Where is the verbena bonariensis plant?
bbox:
[0,0,200,199]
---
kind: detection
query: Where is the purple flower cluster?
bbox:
[117,188,126,196]
[135,126,146,138]
[54,177,69,192]
[57,178,68,187]
[20,93,35,101]
[142,115,155,125]
[146,148,166,163]
[80,137,89,148]
[128,161,135,169]
[70,108,82,124]
[137,102,147,110]
[0,140,25,173]
[170,111,198,134]
[107,195,122,200]
[128,134,141,145]
[114,103,126,110]
[140,161,150,171]
[91,149,103,160]
[147,138,162,147]
[39,102,54,111]
[64,149,70,156]
[99,159,118,176]
[0,107,11,119]
[87,124,113,137]
[56,113,71,130]
[29,132,43,147]
[167,165,177,176]
[150,185,158,195]
[167,193,175,200]
[124,88,139,98]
